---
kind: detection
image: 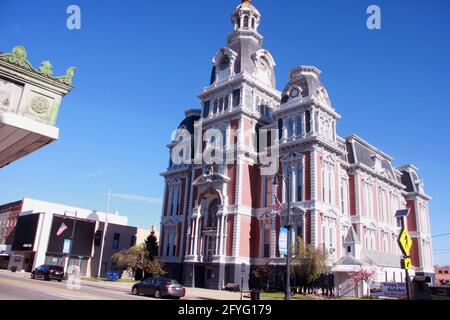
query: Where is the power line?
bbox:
[432,233,450,238]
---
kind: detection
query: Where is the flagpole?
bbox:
[97,186,111,278]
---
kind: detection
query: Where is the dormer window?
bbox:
[371,154,383,173]
[203,100,210,118]
[219,56,230,71]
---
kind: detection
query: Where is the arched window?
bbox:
[278,118,283,141]
[203,100,210,118]
[251,18,255,29]
[305,110,311,133]
[244,16,249,28]
[287,118,294,138]
[224,95,229,110]
[207,199,219,228]
[295,115,303,136]
[219,97,224,113]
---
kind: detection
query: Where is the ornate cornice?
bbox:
[0,46,75,86]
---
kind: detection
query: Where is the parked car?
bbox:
[132,277,186,299]
[31,265,64,282]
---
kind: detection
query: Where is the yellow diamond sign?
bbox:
[401,257,413,270]
[398,228,413,256]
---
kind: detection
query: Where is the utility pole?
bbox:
[63,210,77,276]
[97,186,111,278]
[285,173,292,301]
[273,174,292,301]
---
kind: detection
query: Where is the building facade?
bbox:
[159,0,434,293]
[435,266,450,287]
[3,198,150,277]
[0,200,22,269]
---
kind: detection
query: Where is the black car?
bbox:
[31,265,64,282]
[132,277,186,299]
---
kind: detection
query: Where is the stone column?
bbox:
[192,212,201,258]
[270,213,277,258]
[291,164,297,202]
[258,219,264,258]
[215,210,222,255]
[302,112,306,137]
[219,213,226,255]
[311,209,318,248]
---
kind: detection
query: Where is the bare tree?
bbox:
[112,243,166,279]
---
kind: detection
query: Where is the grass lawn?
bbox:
[432,295,450,300]
[81,276,139,284]
[260,291,385,300]
[260,291,321,300]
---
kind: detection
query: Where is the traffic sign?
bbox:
[398,228,413,256]
[401,257,412,270]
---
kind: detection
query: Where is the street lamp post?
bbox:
[273,174,292,301]
[97,186,111,278]
[240,263,245,301]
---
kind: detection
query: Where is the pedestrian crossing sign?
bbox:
[398,228,413,256]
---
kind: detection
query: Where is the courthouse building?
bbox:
[159,0,434,294]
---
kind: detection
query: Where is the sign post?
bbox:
[395,209,412,300]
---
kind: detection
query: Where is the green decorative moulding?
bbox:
[0,45,76,86]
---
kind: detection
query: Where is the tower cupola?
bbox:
[229,0,263,44]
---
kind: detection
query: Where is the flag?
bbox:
[273,194,283,210]
[56,222,68,236]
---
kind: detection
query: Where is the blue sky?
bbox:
[0,0,449,264]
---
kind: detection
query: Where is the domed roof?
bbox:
[177,110,200,134]
[280,65,332,108]
[233,0,260,15]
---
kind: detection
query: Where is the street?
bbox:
[0,270,246,300]
[0,271,153,300]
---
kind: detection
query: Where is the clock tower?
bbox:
[182,0,281,289]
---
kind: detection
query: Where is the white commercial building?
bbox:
[7,198,150,278]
